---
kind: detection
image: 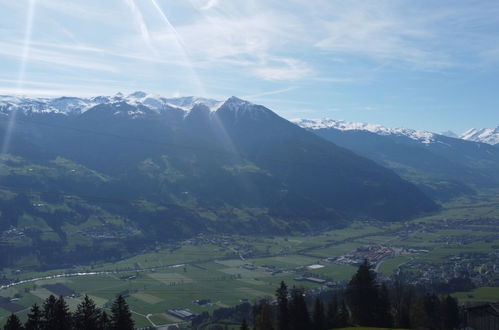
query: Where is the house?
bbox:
[167,309,197,320]
[194,299,211,306]
[462,302,499,330]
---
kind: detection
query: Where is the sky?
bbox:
[1,0,499,134]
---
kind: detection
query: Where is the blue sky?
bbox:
[1,0,499,133]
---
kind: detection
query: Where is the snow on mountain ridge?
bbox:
[0,92,223,116]
[461,127,499,145]
[293,118,435,144]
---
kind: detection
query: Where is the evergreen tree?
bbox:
[337,300,349,328]
[289,287,310,330]
[42,295,58,330]
[375,283,392,327]
[312,297,327,330]
[441,295,460,330]
[326,295,339,329]
[410,296,433,329]
[423,293,442,329]
[25,304,42,330]
[3,314,24,330]
[254,301,273,330]
[391,280,413,329]
[97,311,112,330]
[73,295,101,330]
[345,259,379,326]
[240,318,249,330]
[275,281,289,330]
[110,295,134,330]
[54,296,72,330]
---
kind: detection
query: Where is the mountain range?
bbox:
[0,93,439,268]
[460,127,499,145]
[293,118,499,200]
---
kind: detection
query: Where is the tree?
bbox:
[25,304,42,330]
[73,295,101,330]
[110,295,134,330]
[275,281,289,330]
[441,295,460,330]
[312,297,327,330]
[254,301,273,330]
[326,295,339,329]
[345,259,379,326]
[337,300,349,328]
[423,293,442,329]
[391,280,413,329]
[375,283,392,327]
[240,318,249,330]
[42,295,58,330]
[97,311,112,330]
[410,295,434,329]
[3,314,24,330]
[54,296,72,330]
[289,287,310,330]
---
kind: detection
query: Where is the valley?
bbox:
[1,192,498,328]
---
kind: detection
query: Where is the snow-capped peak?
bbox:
[292,118,436,144]
[461,127,499,145]
[0,92,222,116]
[128,91,147,98]
[162,96,222,111]
[220,96,253,110]
[0,95,98,115]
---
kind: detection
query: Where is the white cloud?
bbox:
[312,1,452,69]
[0,41,118,73]
[190,0,219,11]
[242,86,296,99]
[252,58,313,81]
[2,0,499,100]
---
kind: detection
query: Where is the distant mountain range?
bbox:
[0,93,443,268]
[0,93,436,221]
[460,127,499,145]
[293,118,499,200]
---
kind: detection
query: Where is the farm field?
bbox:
[1,194,498,328]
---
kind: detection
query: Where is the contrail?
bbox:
[149,0,206,96]
[124,0,158,56]
[1,0,36,157]
[150,0,187,48]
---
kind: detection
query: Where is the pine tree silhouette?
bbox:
[345,259,378,325]
[97,311,112,330]
[326,295,339,328]
[312,297,327,330]
[441,295,460,330]
[74,295,101,330]
[25,304,42,330]
[42,295,58,330]
[254,300,273,330]
[376,283,393,327]
[240,318,249,330]
[289,287,310,330]
[275,281,289,330]
[3,314,24,330]
[337,300,349,327]
[110,295,134,330]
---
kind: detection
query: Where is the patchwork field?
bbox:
[1,194,498,328]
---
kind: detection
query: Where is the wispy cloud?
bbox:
[312,1,452,69]
[252,58,313,81]
[242,86,297,99]
[0,41,118,73]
